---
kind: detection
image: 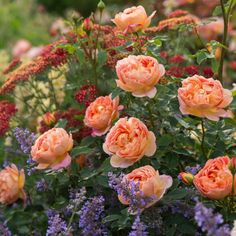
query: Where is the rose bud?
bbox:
[178,172,194,185]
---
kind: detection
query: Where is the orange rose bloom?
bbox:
[193,156,234,200]
[0,164,26,204]
[119,165,172,208]
[116,55,165,98]
[31,128,73,170]
[103,117,156,168]
[84,95,123,136]
[178,75,233,121]
[112,6,156,33]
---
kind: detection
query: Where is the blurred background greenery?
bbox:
[0,0,145,49]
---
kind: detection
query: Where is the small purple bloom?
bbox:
[185,165,201,175]
[36,179,48,192]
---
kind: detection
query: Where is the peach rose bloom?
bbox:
[119,165,173,208]
[193,156,233,200]
[31,128,73,170]
[112,6,156,33]
[84,95,123,136]
[0,164,26,204]
[197,18,224,41]
[178,75,233,121]
[103,117,156,168]
[116,55,165,98]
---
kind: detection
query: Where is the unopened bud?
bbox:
[43,112,56,126]
[97,0,105,11]
[82,18,93,31]
[178,172,194,185]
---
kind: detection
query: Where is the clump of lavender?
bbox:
[13,128,37,154]
[79,196,107,236]
[108,172,157,214]
[36,179,48,192]
[66,187,87,216]
[185,164,201,175]
[129,215,148,236]
[194,200,230,236]
[13,128,37,175]
[46,209,68,236]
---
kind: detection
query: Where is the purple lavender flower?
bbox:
[194,201,230,236]
[13,128,37,175]
[79,196,107,236]
[66,187,86,216]
[13,128,37,154]
[108,172,157,214]
[46,209,68,236]
[170,200,194,219]
[185,164,201,175]
[129,215,148,236]
[36,179,48,192]
[0,215,12,236]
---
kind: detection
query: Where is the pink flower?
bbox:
[119,165,172,208]
[112,6,156,33]
[178,75,233,121]
[0,164,26,205]
[193,156,233,200]
[31,128,73,170]
[84,95,123,136]
[103,117,156,168]
[116,55,165,98]
[12,39,32,58]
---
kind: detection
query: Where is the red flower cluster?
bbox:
[0,101,17,136]
[39,108,92,142]
[168,10,189,18]
[75,84,97,107]
[169,55,185,64]
[0,40,69,95]
[156,13,199,32]
[2,58,22,75]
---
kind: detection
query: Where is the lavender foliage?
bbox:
[194,201,230,236]
[79,196,107,236]
[108,172,157,214]
[129,215,148,236]
[46,209,68,236]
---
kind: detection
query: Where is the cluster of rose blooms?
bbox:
[0,5,235,215]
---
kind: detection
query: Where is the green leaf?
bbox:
[55,119,67,128]
[97,50,107,67]
[112,87,122,99]
[158,134,173,147]
[103,214,120,223]
[71,146,94,157]
[213,6,222,16]
[166,189,188,200]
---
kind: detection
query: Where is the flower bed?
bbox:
[0,0,236,235]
